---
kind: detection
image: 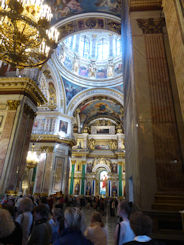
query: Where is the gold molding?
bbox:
[0,77,47,106]
[136,18,165,34]
[115,151,125,158]
[7,100,20,110]
[31,134,76,146]
[130,0,162,11]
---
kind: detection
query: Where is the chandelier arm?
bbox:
[0,0,58,68]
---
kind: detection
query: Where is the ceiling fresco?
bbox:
[76,96,124,125]
[45,0,121,24]
[62,77,86,105]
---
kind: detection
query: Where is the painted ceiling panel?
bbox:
[45,0,121,24]
[77,96,124,125]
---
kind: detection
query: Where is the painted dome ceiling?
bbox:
[54,30,123,87]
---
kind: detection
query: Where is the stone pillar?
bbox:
[0,78,45,193]
[162,0,184,166]
[41,146,54,194]
[125,4,184,210]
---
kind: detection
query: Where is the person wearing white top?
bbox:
[114,200,135,245]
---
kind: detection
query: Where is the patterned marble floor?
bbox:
[83,206,118,245]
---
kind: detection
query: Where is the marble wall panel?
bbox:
[0,111,16,178]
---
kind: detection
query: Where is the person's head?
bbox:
[33,204,50,221]
[118,200,132,218]
[91,211,104,227]
[0,209,15,238]
[18,197,33,212]
[64,207,84,231]
[130,211,152,236]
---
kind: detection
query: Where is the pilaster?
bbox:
[0,78,46,193]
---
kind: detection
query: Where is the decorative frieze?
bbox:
[136,18,165,34]
[7,100,20,110]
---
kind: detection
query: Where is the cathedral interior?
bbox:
[0,0,184,242]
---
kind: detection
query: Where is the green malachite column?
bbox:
[32,167,37,182]
[81,164,85,195]
[119,165,122,196]
[69,164,75,195]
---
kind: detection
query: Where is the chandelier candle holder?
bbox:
[0,0,59,68]
[26,143,39,169]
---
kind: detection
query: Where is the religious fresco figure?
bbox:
[74,182,80,195]
[87,162,93,173]
[86,181,91,195]
[112,181,117,196]
[111,163,117,173]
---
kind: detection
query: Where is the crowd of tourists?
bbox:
[0,193,160,245]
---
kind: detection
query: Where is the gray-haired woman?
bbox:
[54,207,93,245]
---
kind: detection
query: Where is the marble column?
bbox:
[69,160,75,195]
[81,162,86,195]
[0,78,45,193]
[41,147,54,194]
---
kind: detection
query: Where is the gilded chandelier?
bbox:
[0,0,59,68]
[26,144,39,169]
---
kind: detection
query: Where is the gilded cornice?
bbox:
[7,100,20,110]
[88,153,117,159]
[136,18,165,34]
[130,0,162,11]
[115,151,125,158]
[0,77,47,106]
[31,134,76,146]
[72,152,89,157]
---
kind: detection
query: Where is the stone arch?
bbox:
[66,88,124,116]
[92,163,111,173]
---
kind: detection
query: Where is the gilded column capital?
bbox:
[7,100,20,110]
[40,146,54,153]
[71,160,76,164]
[136,18,165,34]
[23,104,37,119]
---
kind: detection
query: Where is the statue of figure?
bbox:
[89,61,96,77]
[48,82,57,109]
[109,139,117,151]
[107,63,114,77]
[88,138,95,150]
[73,57,79,74]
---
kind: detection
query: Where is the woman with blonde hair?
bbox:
[85,211,107,245]
[0,208,22,245]
[54,207,92,245]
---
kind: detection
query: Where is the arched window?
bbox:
[117,38,121,56]
[97,38,109,60]
[79,35,90,58]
